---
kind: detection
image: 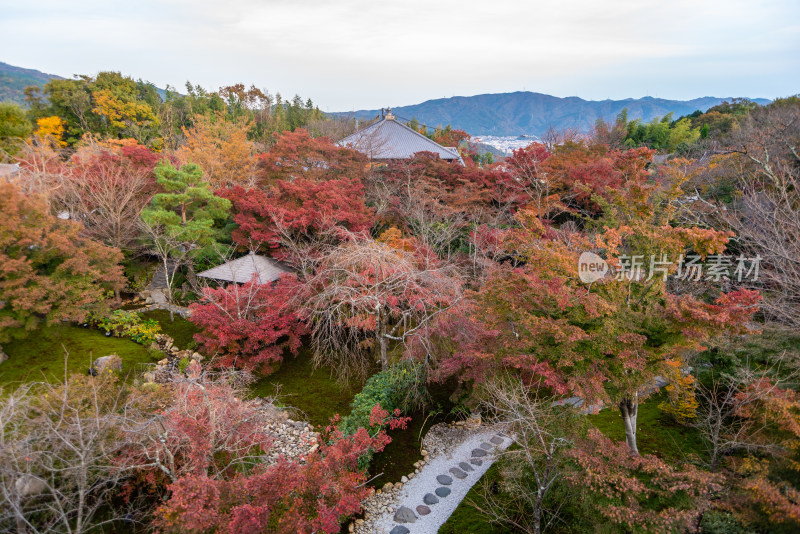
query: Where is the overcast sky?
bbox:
[1,0,797,111]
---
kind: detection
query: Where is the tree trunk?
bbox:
[619,396,640,455]
[378,327,388,371]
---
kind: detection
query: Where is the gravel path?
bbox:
[372,428,511,534]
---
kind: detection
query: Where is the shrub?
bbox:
[89,310,162,345]
[339,362,425,436]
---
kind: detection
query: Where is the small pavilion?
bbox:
[196,252,292,285]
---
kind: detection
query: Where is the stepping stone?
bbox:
[435,486,451,497]
[480,442,493,450]
[390,527,410,534]
[490,436,504,445]
[470,458,483,466]
[449,467,467,479]
[416,504,431,516]
[393,506,417,523]
[436,474,453,485]
[423,493,439,505]
[472,448,487,457]
[459,461,474,472]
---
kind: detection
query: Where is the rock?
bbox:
[143,371,156,383]
[348,523,354,532]
[356,519,364,525]
[15,475,47,497]
[480,442,493,450]
[459,461,474,472]
[383,482,393,491]
[472,448,487,457]
[449,467,467,479]
[435,486,451,497]
[390,527,410,534]
[470,458,483,466]
[423,493,439,505]
[393,506,417,523]
[421,449,428,456]
[158,358,169,366]
[407,473,415,479]
[400,475,408,483]
[416,504,431,516]
[436,474,453,485]
[490,435,504,445]
[92,354,123,374]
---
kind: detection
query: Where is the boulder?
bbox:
[471,448,487,457]
[459,461,474,472]
[436,474,453,485]
[92,354,122,374]
[416,504,431,516]
[490,435,504,445]
[480,442,493,450]
[470,458,483,466]
[449,467,467,479]
[390,527,410,534]
[393,506,417,523]
[435,486,451,497]
[423,493,439,505]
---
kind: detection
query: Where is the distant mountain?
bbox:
[332,92,772,136]
[0,62,64,106]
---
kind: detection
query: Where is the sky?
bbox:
[1,0,798,111]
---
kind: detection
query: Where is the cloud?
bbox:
[0,0,797,109]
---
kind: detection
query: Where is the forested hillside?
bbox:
[0,62,63,105]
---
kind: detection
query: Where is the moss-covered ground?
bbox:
[0,323,160,388]
[249,348,360,428]
[587,392,706,462]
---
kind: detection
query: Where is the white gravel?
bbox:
[372,427,511,534]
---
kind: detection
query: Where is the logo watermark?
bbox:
[578,252,610,283]
[578,253,761,283]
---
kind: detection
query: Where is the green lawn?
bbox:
[249,348,360,428]
[0,323,161,388]
[139,309,201,350]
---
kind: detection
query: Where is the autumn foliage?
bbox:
[566,429,723,532]
[0,181,125,342]
[223,130,373,258]
[189,276,307,374]
[147,379,407,534]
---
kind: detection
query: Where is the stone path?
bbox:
[373,428,511,534]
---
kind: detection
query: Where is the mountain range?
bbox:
[333,92,771,136]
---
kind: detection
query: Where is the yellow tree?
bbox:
[34,116,67,147]
[90,80,159,144]
[175,113,257,189]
